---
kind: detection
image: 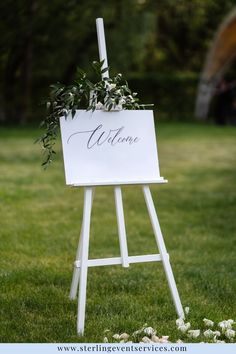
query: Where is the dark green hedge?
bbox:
[127,72,199,121]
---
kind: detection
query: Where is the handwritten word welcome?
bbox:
[67,124,140,149]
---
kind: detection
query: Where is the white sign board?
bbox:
[60,109,163,186]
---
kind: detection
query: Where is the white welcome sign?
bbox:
[60,109,163,186]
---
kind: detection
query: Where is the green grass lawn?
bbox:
[0,122,235,343]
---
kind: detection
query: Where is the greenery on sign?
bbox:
[37,60,152,168]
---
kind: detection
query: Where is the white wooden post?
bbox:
[77,187,93,335]
[70,221,83,300]
[96,17,129,268]
[70,189,95,300]
[142,185,184,319]
[96,18,109,78]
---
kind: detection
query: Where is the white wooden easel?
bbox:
[69,18,184,335]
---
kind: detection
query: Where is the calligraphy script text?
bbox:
[67,124,140,149]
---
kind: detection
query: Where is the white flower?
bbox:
[203,329,215,339]
[95,101,103,110]
[185,307,190,315]
[103,336,108,343]
[112,334,120,340]
[119,98,126,104]
[141,336,152,343]
[178,322,191,333]
[151,335,160,343]
[119,333,129,341]
[143,327,156,337]
[213,331,221,341]
[214,340,225,343]
[203,318,214,327]
[176,318,185,327]
[176,339,184,343]
[225,329,235,340]
[106,83,116,90]
[213,331,221,337]
[187,330,200,338]
[218,320,234,333]
[159,336,170,343]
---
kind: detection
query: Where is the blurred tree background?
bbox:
[0,0,235,125]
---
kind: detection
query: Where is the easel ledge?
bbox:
[71,178,168,187]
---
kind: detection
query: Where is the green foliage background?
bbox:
[1,0,236,124]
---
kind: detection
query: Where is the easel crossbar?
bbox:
[74,253,169,268]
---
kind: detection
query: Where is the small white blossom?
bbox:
[176,318,185,327]
[106,83,116,90]
[143,327,156,337]
[214,331,221,337]
[185,307,190,315]
[119,333,129,340]
[203,318,214,327]
[187,330,200,338]
[218,320,234,333]
[95,101,104,110]
[141,336,152,343]
[159,336,170,343]
[214,340,226,343]
[103,336,108,343]
[176,339,184,343]
[151,335,160,343]
[178,322,191,333]
[225,329,235,340]
[112,334,120,340]
[203,329,215,339]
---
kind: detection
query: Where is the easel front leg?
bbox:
[70,189,95,300]
[77,187,93,335]
[70,223,83,300]
[142,185,184,319]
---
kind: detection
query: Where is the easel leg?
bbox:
[77,187,93,335]
[142,185,184,319]
[69,223,83,300]
[70,189,95,300]
[114,186,129,267]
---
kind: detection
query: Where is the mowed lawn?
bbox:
[0,122,235,343]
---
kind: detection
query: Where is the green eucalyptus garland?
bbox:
[37,60,153,168]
